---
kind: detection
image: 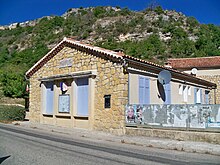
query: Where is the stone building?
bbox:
[167,56,220,104]
[26,38,216,134]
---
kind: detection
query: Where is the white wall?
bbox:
[129,72,208,105]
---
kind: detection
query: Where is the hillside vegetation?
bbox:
[0,6,220,98]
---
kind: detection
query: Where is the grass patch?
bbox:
[0,105,25,122]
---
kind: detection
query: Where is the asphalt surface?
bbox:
[0,124,220,165]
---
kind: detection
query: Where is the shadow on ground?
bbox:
[0,155,10,164]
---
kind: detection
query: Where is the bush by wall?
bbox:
[0,105,25,121]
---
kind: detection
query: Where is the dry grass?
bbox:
[0,88,24,105]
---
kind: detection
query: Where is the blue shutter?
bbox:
[205,90,210,104]
[45,81,54,114]
[194,87,197,104]
[164,83,171,104]
[145,78,150,104]
[139,76,150,104]
[77,78,89,116]
[139,76,144,104]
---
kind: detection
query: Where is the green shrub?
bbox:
[0,72,26,98]
[0,105,25,121]
[119,7,131,16]
[186,16,199,27]
[154,6,164,15]
[93,6,106,18]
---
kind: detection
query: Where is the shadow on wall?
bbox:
[157,80,166,102]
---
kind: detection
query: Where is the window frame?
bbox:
[138,75,150,105]
[75,77,89,116]
[42,81,54,115]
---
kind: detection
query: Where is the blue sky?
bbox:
[0,0,220,26]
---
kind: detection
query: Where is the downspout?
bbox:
[122,58,129,130]
[122,58,129,103]
[24,74,29,81]
[122,58,128,74]
[24,74,30,110]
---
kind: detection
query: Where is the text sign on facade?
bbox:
[59,58,72,68]
[58,94,70,113]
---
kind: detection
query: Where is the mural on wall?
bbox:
[125,104,220,129]
[126,106,136,123]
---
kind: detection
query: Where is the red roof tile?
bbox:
[167,56,220,69]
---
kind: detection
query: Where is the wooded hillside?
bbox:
[0,6,220,98]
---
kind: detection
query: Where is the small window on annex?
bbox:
[183,85,188,102]
[179,84,183,95]
[194,88,202,104]
[205,90,210,104]
[104,95,111,108]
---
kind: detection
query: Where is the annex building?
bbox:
[167,56,220,104]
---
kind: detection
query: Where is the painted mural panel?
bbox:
[207,105,220,128]
[125,104,220,129]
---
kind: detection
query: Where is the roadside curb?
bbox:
[121,138,220,156]
[12,121,220,156]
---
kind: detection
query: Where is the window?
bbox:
[179,85,183,95]
[44,81,54,114]
[188,86,191,96]
[183,85,188,102]
[139,76,150,104]
[76,78,89,116]
[104,95,111,108]
[164,83,171,104]
[205,90,210,104]
[194,88,202,104]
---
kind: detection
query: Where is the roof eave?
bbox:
[124,56,216,89]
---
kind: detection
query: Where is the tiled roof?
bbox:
[65,38,124,58]
[167,56,220,69]
[123,55,216,88]
[25,37,216,88]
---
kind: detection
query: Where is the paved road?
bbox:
[0,124,220,165]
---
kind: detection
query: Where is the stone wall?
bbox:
[29,46,128,133]
[198,75,220,104]
[29,78,41,123]
[126,127,220,144]
[94,58,128,134]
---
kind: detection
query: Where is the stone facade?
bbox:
[29,46,128,134]
[27,38,216,136]
[125,127,220,144]
[199,75,220,104]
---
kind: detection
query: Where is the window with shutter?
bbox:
[139,76,150,104]
[164,83,171,104]
[205,90,210,104]
[183,85,188,102]
[76,78,89,116]
[194,87,201,104]
[44,81,54,114]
